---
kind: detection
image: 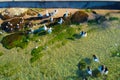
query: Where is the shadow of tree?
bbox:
[103,75,108,80]
[67,37,75,41]
[25,17,42,21]
[75,59,90,79]
[73,33,81,39]
[92,68,101,78]
[65,76,81,80]
[76,69,89,78]
[25,15,49,21]
[84,57,92,65]
[66,58,93,80]
[92,68,108,80]
[40,20,49,24]
[38,31,47,36]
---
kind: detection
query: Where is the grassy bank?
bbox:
[0,11,120,80]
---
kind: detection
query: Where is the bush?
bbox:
[31,46,44,56]
[93,69,101,77]
[30,46,44,63]
[30,53,44,63]
[1,32,29,49]
[56,27,75,40]
[85,9,92,13]
[52,24,67,34]
[56,32,66,40]
[30,25,76,63]
[0,52,3,56]
[111,46,120,57]
[78,60,86,70]
[112,51,120,57]
[88,20,97,25]
[66,27,76,37]
[109,17,119,21]
[71,11,88,24]
[62,40,68,46]
[49,27,75,44]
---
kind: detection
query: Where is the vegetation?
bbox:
[1,32,29,49]
[111,46,120,57]
[30,46,44,63]
[85,9,92,13]
[109,17,119,21]
[0,9,120,80]
[30,52,44,63]
[88,19,97,25]
[30,24,76,63]
[0,62,20,78]
[31,46,44,56]
[78,60,86,70]
[0,52,3,56]
[93,69,101,77]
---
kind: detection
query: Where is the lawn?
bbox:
[0,11,120,80]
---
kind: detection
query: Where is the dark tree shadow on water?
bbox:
[38,31,47,36]
[72,33,81,39]
[76,69,88,79]
[76,61,90,79]
[66,58,93,80]
[65,76,80,80]
[66,67,89,80]
[92,68,101,78]
[84,57,92,65]
[92,68,108,80]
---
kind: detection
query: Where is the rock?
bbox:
[1,17,32,33]
[0,8,28,20]
[26,9,38,16]
[71,11,88,24]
